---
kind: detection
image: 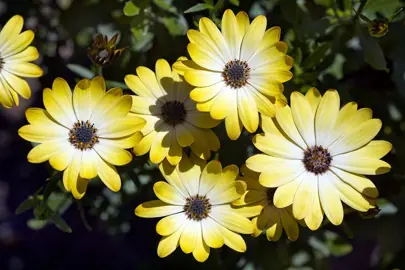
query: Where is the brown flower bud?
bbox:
[87,33,128,67]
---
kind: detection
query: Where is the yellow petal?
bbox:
[331,167,379,198]
[135,200,183,218]
[124,74,155,99]
[43,88,75,129]
[156,212,186,236]
[240,15,266,61]
[280,208,299,241]
[217,225,247,252]
[73,78,105,121]
[315,89,340,146]
[155,59,174,99]
[136,66,166,100]
[153,181,185,205]
[71,177,89,200]
[0,15,24,48]
[186,112,220,129]
[291,91,315,146]
[273,176,302,208]
[133,131,157,156]
[192,225,210,262]
[187,29,225,65]
[252,133,303,159]
[304,185,324,231]
[206,164,239,199]
[187,43,224,71]
[196,97,215,112]
[167,138,183,166]
[79,150,98,179]
[222,9,240,59]
[201,217,224,248]
[175,124,194,147]
[276,105,306,149]
[209,181,246,205]
[180,220,199,254]
[4,62,43,78]
[102,132,143,149]
[257,26,281,52]
[49,146,74,171]
[305,87,321,113]
[178,156,200,196]
[2,30,34,58]
[293,174,317,220]
[94,143,132,166]
[184,69,222,87]
[157,226,184,258]
[6,46,39,62]
[249,86,276,117]
[199,160,222,196]
[190,83,224,103]
[210,205,253,234]
[319,172,343,226]
[98,117,145,138]
[150,131,170,164]
[27,140,70,163]
[237,88,259,133]
[329,119,382,156]
[199,17,231,61]
[210,87,231,120]
[340,140,392,159]
[224,90,243,140]
[1,70,31,99]
[18,123,67,143]
[96,155,121,192]
[236,11,250,38]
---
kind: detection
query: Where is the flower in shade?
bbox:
[173,9,293,140]
[87,33,128,67]
[18,77,145,199]
[233,165,299,241]
[124,58,220,166]
[0,15,43,108]
[135,157,253,262]
[246,88,391,230]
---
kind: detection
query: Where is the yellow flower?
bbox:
[246,88,391,230]
[233,166,299,241]
[173,9,293,140]
[18,77,145,199]
[135,158,253,262]
[0,15,43,108]
[125,58,220,166]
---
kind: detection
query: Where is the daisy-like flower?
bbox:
[135,157,253,262]
[246,88,392,230]
[0,15,43,108]
[124,58,220,166]
[18,77,145,199]
[173,9,293,140]
[233,166,299,241]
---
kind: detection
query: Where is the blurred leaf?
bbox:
[203,0,213,4]
[27,219,48,230]
[357,25,388,71]
[325,231,353,257]
[154,0,177,13]
[229,0,239,6]
[106,80,129,90]
[49,215,72,233]
[364,0,403,19]
[123,1,140,16]
[214,0,225,11]
[281,0,299,24]
[67,64,95,79]
[56,0,73,10]
[303,42,332,70]
[162,16,188,36]
[184,3,213,13]
[15,196,36,215]
[377,198,398,215]
[314,0,333,7]
[131,27,154,52]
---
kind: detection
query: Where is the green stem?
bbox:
[353,0,368,24]
[96,65,103,77]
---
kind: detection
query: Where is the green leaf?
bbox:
[229,0,239,6]
[154,0,177,13]
[162,16,188,36]
[131,27,154,52]
[106,80,129,90]
[27,219,48,230]
[67,64,94,79]
[49,215,72,233]
[214,0,225,11]
[123,1,140,16]
[16,196,36,215]
[325,231,353,256]
[357,25,388,71]
[314,0,333,7]
[364,0,403,19]
[303,42,332,70]
[184,3,213,13]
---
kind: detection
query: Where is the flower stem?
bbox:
[353,0,368,24]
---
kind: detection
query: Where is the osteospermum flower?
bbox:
[18,77,145,199]
[135,158,253,262]
[125,58,220,166]
[0,15,43,108]
[233,166,299,241]
[173,9,293,140]
[246,88,392,230]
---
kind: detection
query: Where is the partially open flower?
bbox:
[368,19,389,38]
[87,33,127,67]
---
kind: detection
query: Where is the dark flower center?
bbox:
[222,59,250,89]
[184,195,211,221]
[161,101,186,126]
[69,120,99,151]
[303,145,332,175]
[0,57,4,70]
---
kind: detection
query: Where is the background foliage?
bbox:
[1,0,405,269]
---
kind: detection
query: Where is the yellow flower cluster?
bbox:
[2,10,392,263]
